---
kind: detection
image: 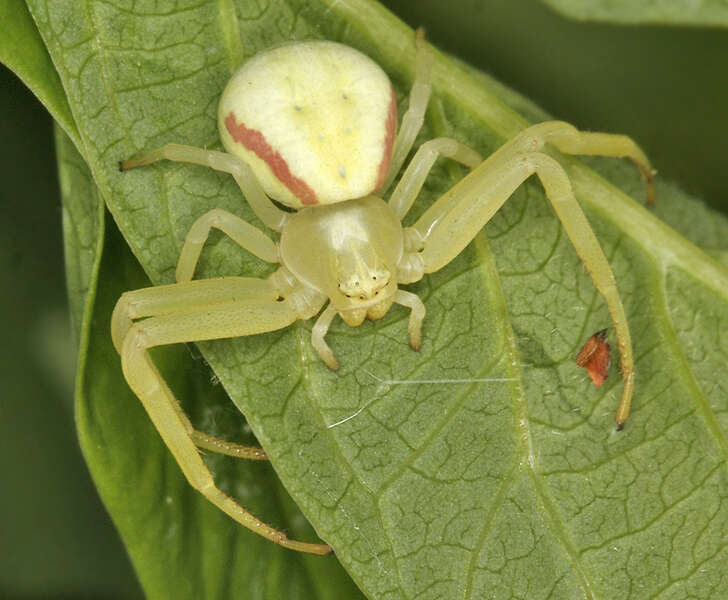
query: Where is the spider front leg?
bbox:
[409,122,655,427]
[381,28,434,193]
[393,289,426,351]
[120,143,288,231]
[113,278,331,554]
[389,137,482,218]
[174,207,278,282]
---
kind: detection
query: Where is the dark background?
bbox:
[1,0,726,597]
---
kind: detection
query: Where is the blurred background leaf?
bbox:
[537,0,728,27]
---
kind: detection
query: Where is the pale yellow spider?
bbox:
[113,31,654,555]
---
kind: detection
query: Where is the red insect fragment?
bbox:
[576,329,611,387]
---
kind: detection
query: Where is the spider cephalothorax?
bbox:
[115,30,654,555]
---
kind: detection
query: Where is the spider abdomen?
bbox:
[218,41,397,209]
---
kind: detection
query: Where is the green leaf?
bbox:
[55,123,103,343]
[538,0,728,27]
[0,0,80,149]
[29,0,728,598]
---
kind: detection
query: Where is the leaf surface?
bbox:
[25,0,728,598]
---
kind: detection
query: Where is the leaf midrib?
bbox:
[463,233,600,599]
[295,322,405,597]
[218,0,244,71]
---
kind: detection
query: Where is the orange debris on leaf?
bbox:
[576,329,611,387]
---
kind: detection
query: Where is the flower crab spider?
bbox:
[113,30,654,555]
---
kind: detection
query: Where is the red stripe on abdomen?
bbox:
[225,112,317,206]
[375,86,398,190]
